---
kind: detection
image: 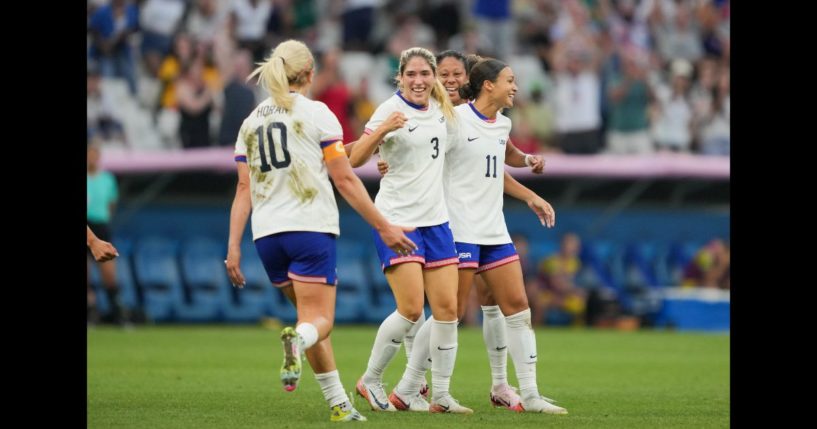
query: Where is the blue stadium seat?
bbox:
[364,251,396,323]
[132,236,185,322]
[335,241,368,323]
[667,241,702,285]
[177,237,233,322]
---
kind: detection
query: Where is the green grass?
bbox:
[88,325,729,428]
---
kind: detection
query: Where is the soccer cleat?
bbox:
[429,394,473,414]
[329,402,368,422]
[419,382,429,399]
[355,378,396,411]
[489,383,522,411]
[280,327,302,392]
[519,395,568,414]
[389,389,430,412]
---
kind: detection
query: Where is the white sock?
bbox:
[363,310,415,384]
[404,310,426,360]
[505,308,539,399]
[296,322,319,350]
[429,318,458,401]
[395,316,433,396]
[481,305,508,387]
[314,370,349,408]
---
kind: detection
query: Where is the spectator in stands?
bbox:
[510,87,556,153]
[533,233,587,325]
[218,50,257,146]
[651,59,694,152]
[87,0,140,95]
[553,48,602,154]
[341,0,379,51]
[87,65,126,145]
[87,225,118,263]
[229,0,274,62]
[87,144,128,326]
[311,49,354,143]
[606,48,655,154]
[224,39,415,422]
[472,0,514,60]
[682,238,730,289]
[184,0,227,47]
[177,58,215,148]
[139,0,188,77]
[696,65,729,156]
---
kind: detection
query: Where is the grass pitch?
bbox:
[88,325,728,428]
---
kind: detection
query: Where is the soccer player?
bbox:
[348,47,472,414]
[87,144,128,326]
[224,39,416,423]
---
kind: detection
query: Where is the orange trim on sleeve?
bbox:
[322,140,347,162]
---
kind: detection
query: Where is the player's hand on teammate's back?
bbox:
[377,160,389,176]
[225,249,246,288]
[527,196,556,228]
[378,224,418,256]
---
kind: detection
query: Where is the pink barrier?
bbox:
[100,147,729,179]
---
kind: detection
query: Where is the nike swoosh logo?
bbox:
[437,345,455,351]
[408,125,418,132]
[495,346,507,351]
[368,388,391,410]
[391,339,402,344]
[439,404,450,411]
[467,137,479,141]
[529,354,537,359]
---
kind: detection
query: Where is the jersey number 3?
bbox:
[255,122,291,171]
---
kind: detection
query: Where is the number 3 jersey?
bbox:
[444,103,512,245]
[365,92,452,227]
[234,94,345,239]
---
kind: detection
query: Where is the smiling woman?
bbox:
[344,47,472,414]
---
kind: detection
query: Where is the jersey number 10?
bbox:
[255,122,291,171]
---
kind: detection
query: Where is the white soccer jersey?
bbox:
[234,94,345,239]
[444,103,513,245]
[365,92,451,227]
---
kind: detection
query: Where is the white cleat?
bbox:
[389,389,430,412]
[520,395,568,414]
[490,383,522,411]
[429,394,473,414]
[355,378,397,412]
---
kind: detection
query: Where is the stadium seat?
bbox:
[177,236,233,322]
[222,241,279,323]
[132,236,185,322]
[364,251,396,323]
[335,241,369,323]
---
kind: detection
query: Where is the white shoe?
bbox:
[355,378,396,411]
[389,389,430,412]
[489,383,522,411]
[330,402,368,422]
[520,395,568,414]
[429,394,473,414]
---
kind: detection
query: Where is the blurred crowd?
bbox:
[87,0,729,155]
[461,232,729,328]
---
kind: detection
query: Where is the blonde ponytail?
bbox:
[248,39,314,112]
[431,79,455,120]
